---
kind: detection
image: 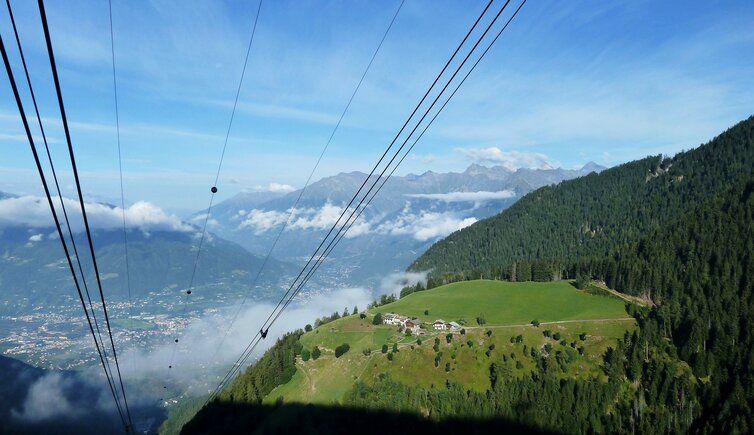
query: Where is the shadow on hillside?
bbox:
[181,401,555,435]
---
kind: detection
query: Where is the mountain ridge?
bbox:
[198,162,605,283]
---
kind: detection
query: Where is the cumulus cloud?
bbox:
[456,147,559,170]
[238,209,289,234]
[238,202,357,234]
[268,183,295,193]
[289,202,345,231]
[25,233,44,247]
[376,209,477,242]
[343,220,371,238]
[405,190,515,203]
[238,200,476,242]
[0,196,193,233]
[190,213,221,229]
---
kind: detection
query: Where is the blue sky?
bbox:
[1,0,752,214]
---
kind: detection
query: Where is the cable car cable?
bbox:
[107,0,137,381]
[0,31,129,434]
[166,0,265,373]
[206,0,522,402]
[213,0,406,359]
[37,0,134,430]
[3,0,123,402]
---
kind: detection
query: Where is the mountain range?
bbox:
[0,161,603,317]
[198,162,605,283]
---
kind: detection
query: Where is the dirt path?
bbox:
[591,281,654,307]
[296,359,316,395]
[464,317,635,330]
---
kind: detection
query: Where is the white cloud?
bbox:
[28,233,43,242]
[412,214,477,241]
[343,220,371,238]
[377,271,429,297]
[190,213,220,229]
[268,183,295,193]
[119,286,374,392]
[237,200,477,242]
[376,209,477,242]
[455,147,559,170]
[289,202,346,231]
[405,190,516,203]
[25,233,44,248]
[0,196,193,233]
[238,209,289,234]
[11,373,84,422]
[239,202,356,234]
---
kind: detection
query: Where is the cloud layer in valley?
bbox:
[119,286,376,392]
[237,194,497,241]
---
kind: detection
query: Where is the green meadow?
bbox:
[373,279,629,325]
[265,280,635,405]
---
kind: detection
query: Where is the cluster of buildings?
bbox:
[382,313,461,334]
[382,313,422,334]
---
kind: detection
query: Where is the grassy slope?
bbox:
[265,280,634,405]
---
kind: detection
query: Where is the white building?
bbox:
[392,315,407,326]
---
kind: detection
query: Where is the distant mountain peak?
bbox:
[580,161,606,173]
[463,163,513,176]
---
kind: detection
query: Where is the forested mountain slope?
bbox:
[178,118,754,434]
[598,176,754,432]
[410,116,754,278]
